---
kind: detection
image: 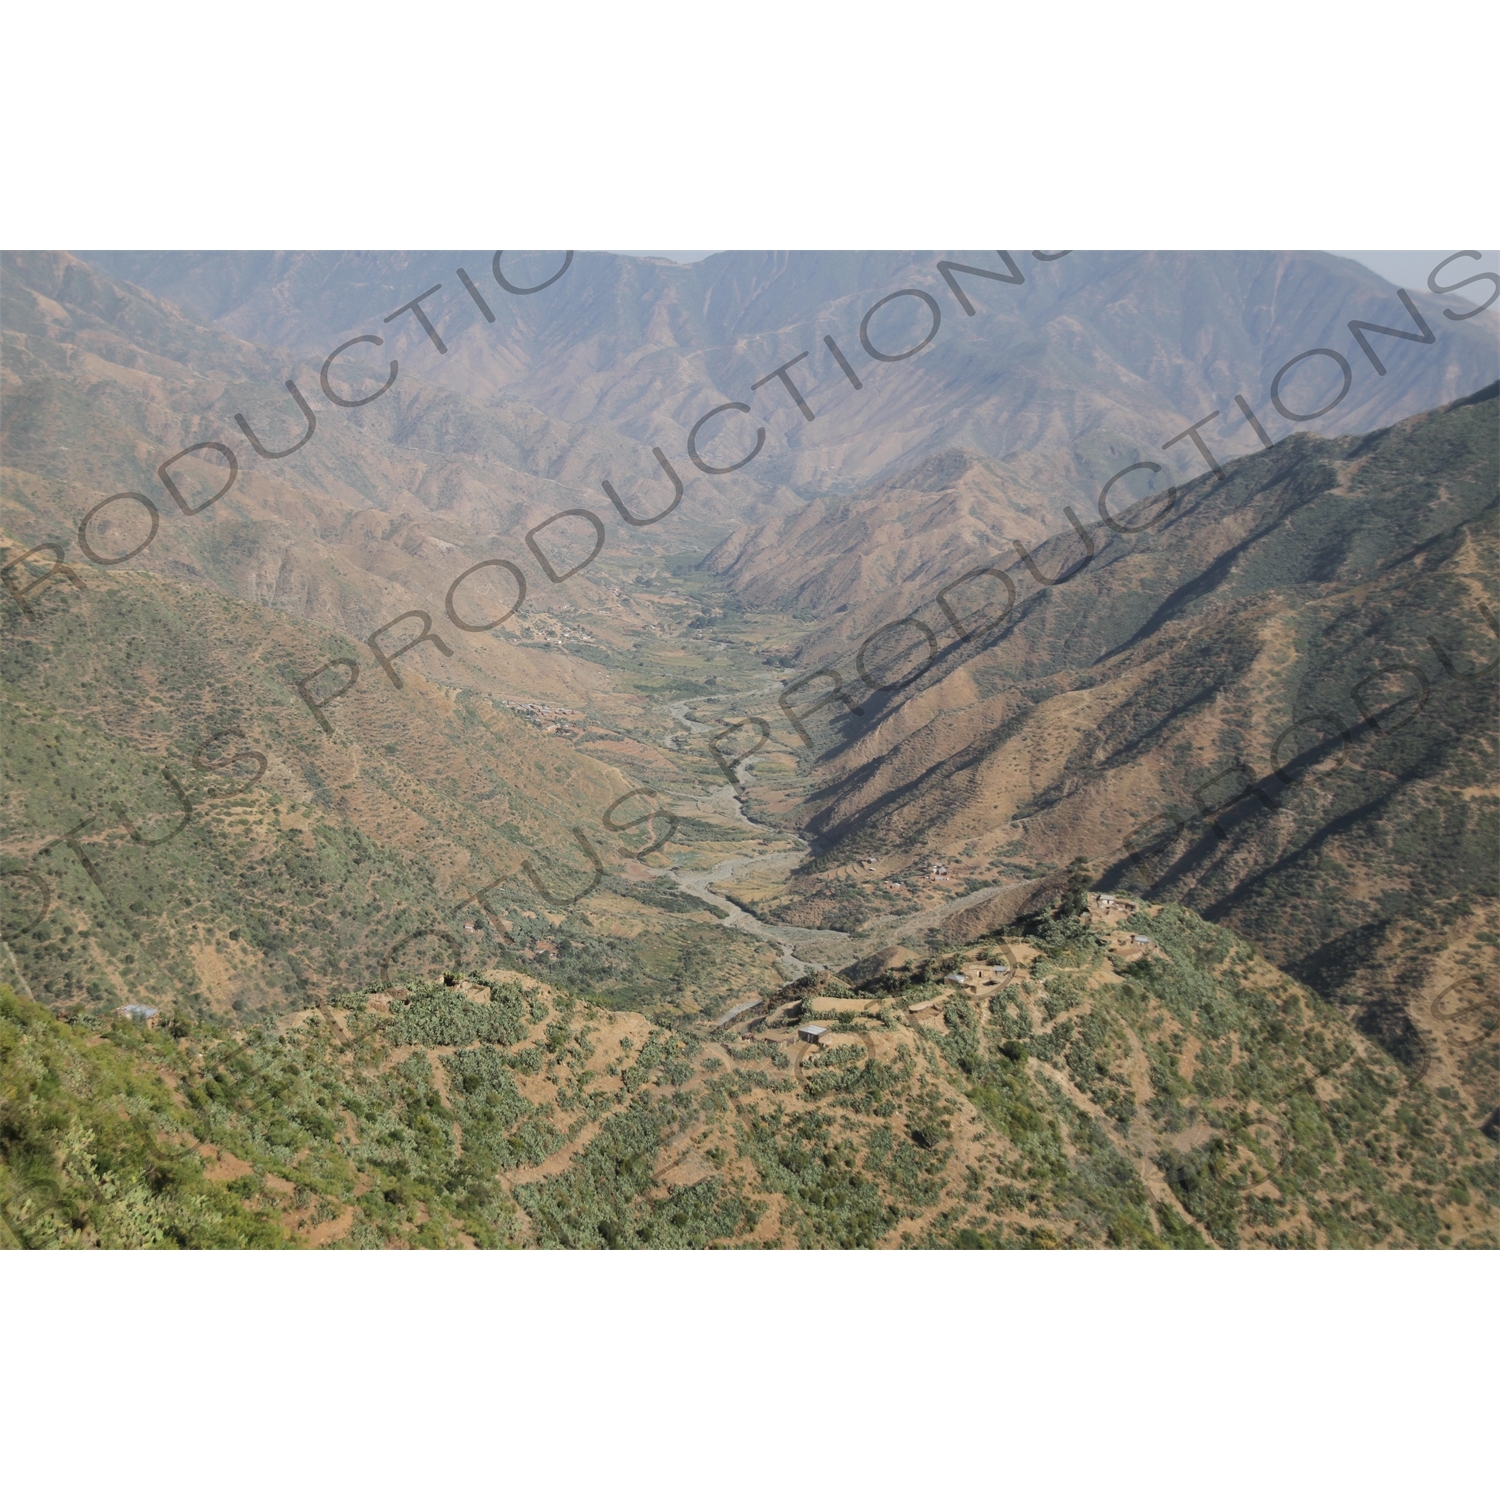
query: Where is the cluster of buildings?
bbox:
[945,963,1011,998]
[1091,893,1154,949]
[856,856,955,887]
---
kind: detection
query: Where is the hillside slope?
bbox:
[0,249,759,693]
[3,892,1494,1248]
[745,388,1498,1047]
[701,447,1061,620]
[0,565,783,1021]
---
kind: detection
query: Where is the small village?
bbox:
[711,892,1164,1060]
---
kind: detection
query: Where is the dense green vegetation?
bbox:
[516,1101,758,1249]
[0,984,285,1248]
[0,969,721,1249]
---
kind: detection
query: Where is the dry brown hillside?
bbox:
[726,389,1499,1064]
[702,447,1062,627]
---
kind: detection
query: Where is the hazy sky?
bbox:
[1329,251,1484,288]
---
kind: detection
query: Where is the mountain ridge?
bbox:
[82,249,1499,509]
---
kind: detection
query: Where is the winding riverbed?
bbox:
[656,690,1029,980]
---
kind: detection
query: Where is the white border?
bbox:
[3,2,1497,1484]
[2,3,1497,247]
[2,1250,1493,1497]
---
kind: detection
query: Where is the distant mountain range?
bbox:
[82,249,1499,517]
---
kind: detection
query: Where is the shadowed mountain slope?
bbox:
[744,387,1499,1054]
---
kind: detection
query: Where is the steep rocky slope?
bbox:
[735,388,1499,1051]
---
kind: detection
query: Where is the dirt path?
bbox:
[500,1114,611,1189]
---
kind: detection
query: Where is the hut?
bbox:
[797,1023,829,1044]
